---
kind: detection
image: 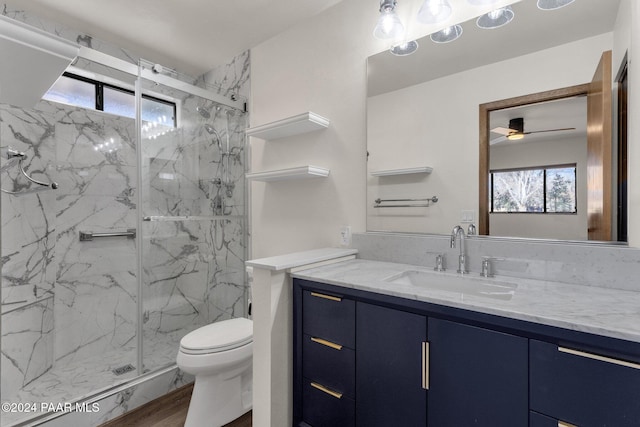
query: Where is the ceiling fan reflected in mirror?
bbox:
[490,117,576,144]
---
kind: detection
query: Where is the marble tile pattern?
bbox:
[292,258,640,344]
[352,232,640,292]
[140,94,248,372]
[1,101,139,407]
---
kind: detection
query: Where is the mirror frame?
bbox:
[478,83,591,236]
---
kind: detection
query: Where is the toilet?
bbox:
[176,317,253,427]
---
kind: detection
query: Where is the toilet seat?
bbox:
[179,317,253,355]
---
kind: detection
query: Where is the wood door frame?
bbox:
[615,52,628,242]
[478,84,590,236]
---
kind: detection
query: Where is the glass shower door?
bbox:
[137,64,248,373]
[1,57,140,426]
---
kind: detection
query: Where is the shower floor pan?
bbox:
[1,329,185,427]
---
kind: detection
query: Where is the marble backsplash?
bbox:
[352,232,640,292]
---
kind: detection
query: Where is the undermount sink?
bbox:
[385,270,517,301]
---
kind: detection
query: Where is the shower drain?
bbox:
[112,364,135,376]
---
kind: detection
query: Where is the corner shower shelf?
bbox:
[246,166,330,182]
[246,112,329,140]
[370,166,433,177]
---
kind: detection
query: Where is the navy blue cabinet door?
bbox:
[427,318,528,427]
[530,339,640,426]
[356,302,427,427]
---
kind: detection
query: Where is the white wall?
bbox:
[367,33,612,235]
[490,136,588,240]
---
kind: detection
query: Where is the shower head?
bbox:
[196,106,211,119]
[204,124,217,135]
[204,124,222,149]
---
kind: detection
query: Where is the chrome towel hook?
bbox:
[0,147,59,195]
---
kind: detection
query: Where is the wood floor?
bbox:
[98,384,252,427]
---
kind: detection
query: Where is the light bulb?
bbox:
[417,0,452,24]
[390,40,419,56]
[374,8,405,39]
[430,25,463,43]
[537,0,575,10]
[477,6,514,29]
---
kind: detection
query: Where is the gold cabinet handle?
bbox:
[310,292,342,302]
[558,346,640,370]
[558,421,578,427]
[310,382,343,399]
[311,337,343,350]
[422,341,430,390]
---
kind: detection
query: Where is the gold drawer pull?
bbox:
[558,421,577,427]
[310,382,343,399]
[558,346,640,370]
[311,337,343,350]
[310,292,342,302]
[422,341,430,390]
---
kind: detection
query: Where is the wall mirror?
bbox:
[366,0,627,243]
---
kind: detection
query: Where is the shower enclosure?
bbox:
[0,56,247,426]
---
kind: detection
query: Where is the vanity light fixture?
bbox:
[374,0,405,40]
[537,0,575,10]
[417,0,452,25]
[476,6,514,29]
[430,25,463,43]
[390,40,419,56]
[506,132,525,141]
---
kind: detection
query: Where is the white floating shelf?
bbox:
[370,166,433,177]
[246,112,329,140]
[246,166,330,182]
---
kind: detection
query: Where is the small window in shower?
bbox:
[44,74,95,109]
[44,72,176,127]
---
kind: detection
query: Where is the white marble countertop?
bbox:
[292,258,640,344]
[246,248,358,271]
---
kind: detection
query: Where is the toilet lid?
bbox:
[179,318,253,353]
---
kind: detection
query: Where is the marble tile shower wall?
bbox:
[141,98,247,348]
[1,101,138,399]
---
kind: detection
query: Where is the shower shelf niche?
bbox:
[246,112,329,140]
[246,165,330,182]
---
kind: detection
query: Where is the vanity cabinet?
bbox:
[299,289,355,426]
[293,278,640,427]
[356,302,427,426]
[294,279,528,426]
[530,339,640,426]
[427,318,528,426]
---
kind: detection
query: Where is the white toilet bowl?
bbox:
[176,317,253,427]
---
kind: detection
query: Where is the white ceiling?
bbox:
[5,0,344,76]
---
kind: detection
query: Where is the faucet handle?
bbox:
[480,256,504,278]
[467,223,477,235]
[434,254,446,272]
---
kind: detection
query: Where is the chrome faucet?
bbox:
[450,225,469,274]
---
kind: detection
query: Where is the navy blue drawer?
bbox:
[530,339,640,426]
[303,334,355,399]
[302,380,355,427]
[303,290,355,348]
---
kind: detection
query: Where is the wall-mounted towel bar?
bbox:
[1,147,58,195]
[79,229,136,241]
[374,196,438,208]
